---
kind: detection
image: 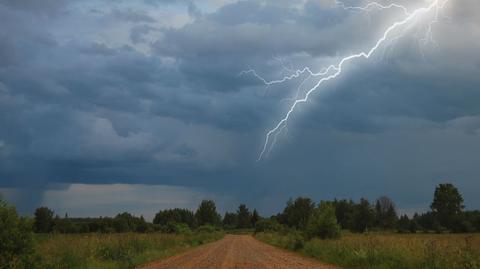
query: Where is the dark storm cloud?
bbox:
[111,8,156,23]
[0,0,479,215]
[144,0,183,6]
[130,25,158,44]
[0,0,66,14]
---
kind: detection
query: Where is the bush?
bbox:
[164,222,192,234]
[197,225,217,233]
[0,199,34,269]
[254,218,283,233]
[306,203,341,240]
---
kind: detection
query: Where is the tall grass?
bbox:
[33,231,224,269]
[256,232,480,269]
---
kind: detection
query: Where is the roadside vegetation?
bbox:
[1,182,480,269]
[33,231,223,269]
[255,183,480,269]
[1,199,225,269]
[256,232,479,269]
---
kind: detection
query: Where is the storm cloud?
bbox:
[0,0,479,217]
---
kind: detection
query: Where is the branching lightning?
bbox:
[335,0,411,16]
[242,0,451,161]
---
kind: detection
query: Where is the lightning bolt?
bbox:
[244,0,451,161]
[335,0,411,16]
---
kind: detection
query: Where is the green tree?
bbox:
[0,199,34,268]
[153,208,196,228]
[353,198,375,233]
[114,212,142,232]
[236,204,252,229]
[417,212,436,232]
[374,196,398,230]
[34,207,54,233]
[254,218,283,233]
[464,211,480,232]
[222,212,238,229]
[280,197,315,229]
[136,216,149,233]
[306,202,341,239]
[333,199,356,230]
[195,200,221,226]
[397,214,411,233]
[430,183,465,230]
[251,209,261,227]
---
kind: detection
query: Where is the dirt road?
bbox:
[139,235,341,269]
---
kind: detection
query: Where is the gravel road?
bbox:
[139,235,341,269]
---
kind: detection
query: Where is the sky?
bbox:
[0,0,479,220]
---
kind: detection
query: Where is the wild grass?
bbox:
[33,231,224,269]
[256,232,480,269]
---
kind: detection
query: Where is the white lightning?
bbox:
[335,0,411,16]
[244,0,451,161]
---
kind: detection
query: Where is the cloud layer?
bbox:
[0,0,479,215]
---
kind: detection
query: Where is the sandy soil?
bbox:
[139,234,342,269]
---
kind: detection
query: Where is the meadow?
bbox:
[32,231,224,269]
[256,232,480,269]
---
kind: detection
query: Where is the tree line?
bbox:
[31,199,224,234]
[263,183,479,236]
[27,183,480,235]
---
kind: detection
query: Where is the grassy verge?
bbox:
[255,232,480,269]
[33,231,224,269]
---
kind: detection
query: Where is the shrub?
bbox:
[164,222,192,234]
[254,218,283,233]
[306,203,341,240]
[0,199,34,269]
[197,225,217,233]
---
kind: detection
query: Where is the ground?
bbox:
[139,235,341,269]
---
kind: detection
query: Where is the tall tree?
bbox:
[222,212,238,228]
[153,208,196,228]
[114,212,138,233]
[397,214,411,233]
[251,209,261,227]
[353,198,375,233]
[237,204,252,229]
[195,200,221,226]
[306,202,341,239]
[431,183,464,229]
[280,197,315,229]
[333,199,356,230]
[34,207,54,233]
[374,196,398,230]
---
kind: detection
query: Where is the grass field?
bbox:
[32,231,224,269]
[256,232,480,269]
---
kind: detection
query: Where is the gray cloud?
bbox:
[0,0,479,215]
[0,0,66,14]
[111,8,156,23]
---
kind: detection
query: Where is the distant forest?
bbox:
[21,183,480,234]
